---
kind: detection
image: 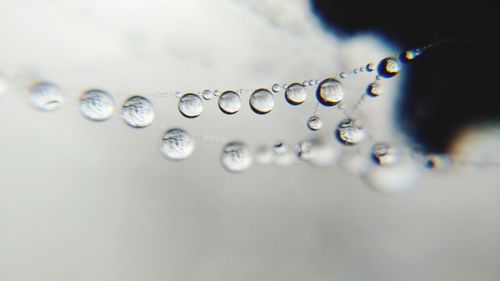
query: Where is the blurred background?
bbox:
[0,0,499,280]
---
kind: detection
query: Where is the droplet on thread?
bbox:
[160,128,194,161]
[29,82,64,111]
[284,83,307,105]
[316,78,344,107]
[218,91,241,115]
[79,89,114,121]
[178,93,203,118]
[377,57,400,78]
[335,118,366,145]
[272,83,281,93]
[121,96,155,128]
[221,141,252,173]
[249,89,274,114]
[367,82,382,97]
[371,143,399,166]
[202,89,214,100]
[307,115,323,131]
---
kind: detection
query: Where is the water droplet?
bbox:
[366,63,375,72]
[29,82,64,111]
[307,115,323,131]
[79,89,114,121]
[423,154,453,170]
[282,84,288,90]
[272,83,281,93]
[315,80,320,85]
[178,93,203,118]
[371,143,399,166]
[302,80,308,86]
[160,128,194,161]
[359,67,365,72]
[284,83,307,105]
[249,89,274,114]
[218,91,241,114]
[213,90,220,97]
[221,141,252,173]
[401,48,422,62]
[255,145,274,165]
[308,79,314,86]
[335,118,366,145]
[298,137,339,167]
[377,57,400,78]
[353,68,358,74]
[202,89,214,100]
[121,96,155,128]
[362,159,420,193]
[272,142,296,167]
[316,78,344,106]
[367,82,382,97]
[339,72,347,79]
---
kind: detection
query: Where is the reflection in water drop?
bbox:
[202,89,214,100]
[371,143,399,166]
[285,83,307,105]
[307,115,323,131]
[366,63,375,72]
[378,57,400,78]
[79,89,114,121]
[335,118,366,145]
[272,83,281,93]
[218,91,241,114]
[160,128,194,161]
[178,93,203,118]
[316,78,344,106]
[29,82,64,111]
[121,96,155,128]
[367,82,382,97]
[221,141,252,173]
[249,89,274,114]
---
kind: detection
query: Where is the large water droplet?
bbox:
[121,96,155,128]
[307,115,323,131]
[377,57,400,78]
[79,89,114,121]
[335,118,366,145]
[249,89,274,114]
[29,82,64,111]
[178,93,203,118]
[367,82,382,97]
[371,143,399,166]
[284,83,307,105]
[221,141,252,173]
[316,78,344,106]
[218,91,241,114]
[160,128,194,161]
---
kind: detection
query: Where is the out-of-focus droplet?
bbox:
[249,89,274,114]
[316,78,344,107]
[272,83,281,93]
[423,154,453,170]
[366,63,375,72]
[378,57,400,78]
[221,141,252,173]
[367,82,382,97]
[284,83,307,105]
[255,145,274,165]
[335,118,366,145]
[160,128,194,161]
[362,159,420,194]
[307,115,323,131]
[273,141,296,167]
[339,72,347,79]
[371,143,399,166]
[121,96,155,128]
[178,93,203,118]
[218,91,241,115]
[401,48,422,62]
[308,79,314,86]
[339,150,370,176]
[213,90,220,97]
[298,138,339,167]
[79,89,114,121]
[29,82,64,111]
[202,89,214,100]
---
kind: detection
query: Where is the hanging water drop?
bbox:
[371,143,399,166]
[298,137,339,167]
[272,83,281,93]
[249,89,274,114]
[160,128,194,161]
[316,78,344,106]
[335,118,366,145]
[221,141,252,173]
[367,82,382,97]
[178,93,203,118]
[202,89,214,100]
[284,83,307,105]
[214,90,220,97]
[366,63,375,72]
[307,115,323,131]
[308,79,314,86]
[339,72,347,79]
[121,96,155,128]
[377,57,400,78]
[401,48,422,62]
[79,89,114,121]
[272,141,296,167]
[255,145,274,165]
[218,91,241,114]
[29,82,64,111]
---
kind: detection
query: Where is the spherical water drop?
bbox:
[401,48,422,62]
[367,82,382,97]
[366,63,375,72]
[307,115,323,131]
[178,93,203,118]
[221,141,252,173]
[214,90,220,97]
[339,72,347,79]
[378,57,400,78]
[121,96,155,128]
[359,67,365,72]
[423,154,453,170]
[29,82,64,111]
[316,78,344,106]
[202,89,214,100]
[362,160,420,194]
[302,80,308,86]
[272,83,281,93]
[371,143,399,166]
[308,79,314,86]
[298,138,339,167]
[284,83,307,105]
[79,89,114,121]
[272,142,296,167]
[160,128,194,161]
[255,145,274,165]
[335,118,366,145]
[218,91,241,114]
[249,89,274,114]
[353,68,358,74]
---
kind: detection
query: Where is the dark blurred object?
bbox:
[312,1,499,153]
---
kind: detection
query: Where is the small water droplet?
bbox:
[335,118,366,145]
[298,137,339,167]
[79,89,114,121]
[255,145,274,165]
[29,82,64,111]
[371,143,399,166]
[121,96,155,128]
[302,80,308,86]
[366,63,375,72]
[202,89,214,100]
[218,91,241,115]
[315,80,320,85]
[272,141,296,167]
[160,128,194,161]
[178,93,203,118]
[423,154,453,170]
[213,90,220,97]
[367,82,382,97]
[316,78,344,107]
[401,48,422,62]
[272,83,281,93]
[353,68,358,74]
[308,79,314,86]
[249,89,274,114]
[339,72,348,79]
[378,57,400,78]
[359,67,365,72]
[284,83,307,105]
[307,115,323,131]
[221,141,252,173]
[282,84,288,90]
